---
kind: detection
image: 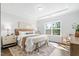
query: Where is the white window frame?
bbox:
[44,20,62,36]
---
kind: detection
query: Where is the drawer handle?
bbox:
[13,38,15,39]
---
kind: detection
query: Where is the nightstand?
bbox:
[1,35,17,48]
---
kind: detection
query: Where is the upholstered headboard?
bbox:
[15,29,33,36]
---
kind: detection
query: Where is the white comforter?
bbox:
[17,34,39,48]
[25,35,48,52]
[17,34,49,52]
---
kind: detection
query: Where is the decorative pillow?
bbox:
[19,31,27,35]
[19,31,33,35]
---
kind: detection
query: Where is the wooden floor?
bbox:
[1,48,12,56]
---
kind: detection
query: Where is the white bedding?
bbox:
[17,34,49,52]
[17,34,39,48]
[17,34,39,41]
[25,35,48,52]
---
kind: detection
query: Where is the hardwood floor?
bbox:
[1,48,12,56]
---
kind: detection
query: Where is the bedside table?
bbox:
[1,35,17,48]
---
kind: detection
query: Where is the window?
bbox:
[45,23,51,34]
[45,21,61,35]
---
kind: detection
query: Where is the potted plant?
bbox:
[75,24,79,37]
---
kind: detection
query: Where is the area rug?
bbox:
[9,43,55,56]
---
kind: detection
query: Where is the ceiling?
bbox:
[1,3,79,20]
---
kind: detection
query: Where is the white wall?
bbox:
[0,3,1,55]
[1,8,79,37]
[37,10,79,37]
[1,12,37,36]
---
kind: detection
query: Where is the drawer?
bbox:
[2,36,16,45]
[70,43,79,56]
[3,39,10,45]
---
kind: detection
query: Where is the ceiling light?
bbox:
[38,7,43,11]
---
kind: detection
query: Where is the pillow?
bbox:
[19,31,27,35]
[19,31,33,35]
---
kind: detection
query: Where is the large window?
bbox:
[45,21,61,35]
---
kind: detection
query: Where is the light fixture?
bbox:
[38,7,43,11]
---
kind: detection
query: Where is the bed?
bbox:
[15,29,49,53]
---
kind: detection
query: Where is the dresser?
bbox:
[70,37,79,56]
[1,35,17,48]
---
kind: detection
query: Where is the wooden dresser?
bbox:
[70,37,79,56]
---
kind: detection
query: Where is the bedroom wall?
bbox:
[1,12,37,36]
[37,10,79,38]
[0,3,1,56]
